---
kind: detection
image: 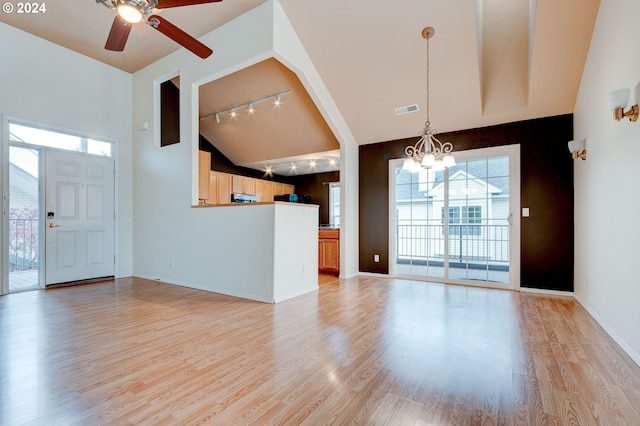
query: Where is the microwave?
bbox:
[274,194,298,203]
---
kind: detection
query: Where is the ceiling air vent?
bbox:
[395,104,420,116]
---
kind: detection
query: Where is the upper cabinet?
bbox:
[232,175,244,194]
[244,177,256,196]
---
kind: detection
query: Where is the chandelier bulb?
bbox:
[421,153,436,168]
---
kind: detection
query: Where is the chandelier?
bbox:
[402,27,455,173]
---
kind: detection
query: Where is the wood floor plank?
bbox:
[1,276,640,424]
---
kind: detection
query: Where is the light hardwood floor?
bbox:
[1,276,639,425]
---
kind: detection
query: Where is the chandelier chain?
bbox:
[426,34,430,125]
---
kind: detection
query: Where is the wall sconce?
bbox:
[609,89,639,122]
[568,139,587,160]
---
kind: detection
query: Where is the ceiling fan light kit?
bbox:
[117,0,144,23]
[97,0,221,58]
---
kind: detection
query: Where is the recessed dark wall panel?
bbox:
[160,80,180,147]
[359,114,574,291]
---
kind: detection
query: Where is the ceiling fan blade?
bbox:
[157,0,222,8]
[150,16,213,59]
[105,15,132,52]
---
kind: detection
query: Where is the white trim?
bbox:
[573,293,640,367]
[135,274,274,304]
[1,116,8,295]
[519,287,574,297]
[2,116,119,293]
[388,144,521,291]
[357,271,391,278]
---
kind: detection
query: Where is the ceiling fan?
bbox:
[96,0,222,59]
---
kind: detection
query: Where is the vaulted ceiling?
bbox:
[0,0,601,175]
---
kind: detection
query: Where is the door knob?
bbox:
[48,223,60,228]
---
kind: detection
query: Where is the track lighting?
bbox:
[199,90,292,123]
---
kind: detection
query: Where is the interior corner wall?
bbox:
[573,0,640,365]
[0,22,134,279]
[359,115,574,291]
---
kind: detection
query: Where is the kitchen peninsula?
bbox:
[192,201,319,303]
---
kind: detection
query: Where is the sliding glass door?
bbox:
[390,145,520,289]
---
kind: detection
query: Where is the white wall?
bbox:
[131,1,358,294]
[0,23,134,285]
[573,0,640,365]
[273,203,319,302]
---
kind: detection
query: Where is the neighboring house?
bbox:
[395,163,509,270]
[8,150,38,207]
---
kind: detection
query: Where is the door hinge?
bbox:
[114,255,116,264]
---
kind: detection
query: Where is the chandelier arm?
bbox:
[405,137,426,160]
[429,134,453,155]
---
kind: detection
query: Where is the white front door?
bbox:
[45,150,115,286]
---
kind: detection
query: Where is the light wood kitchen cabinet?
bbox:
[197,152,294,204]
[274,183,286,196]
[218,172,232,204]
[255,179,267,202]
[244,177,256,195]
[198,151,211,201]
[207,171,231,205]
[319,229,339,275]
[232,175,244,194]
[266,181,276,202]
[208,171,218,204]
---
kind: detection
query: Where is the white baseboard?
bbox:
[573,293,640,368]
[519,287,574,297]
[356,271,390,278]
[133,274,273,304]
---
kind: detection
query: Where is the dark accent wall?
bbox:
[160,80,180,147]
[199,135,295,185]
[359,114,574,291]
[289,171,340,225]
